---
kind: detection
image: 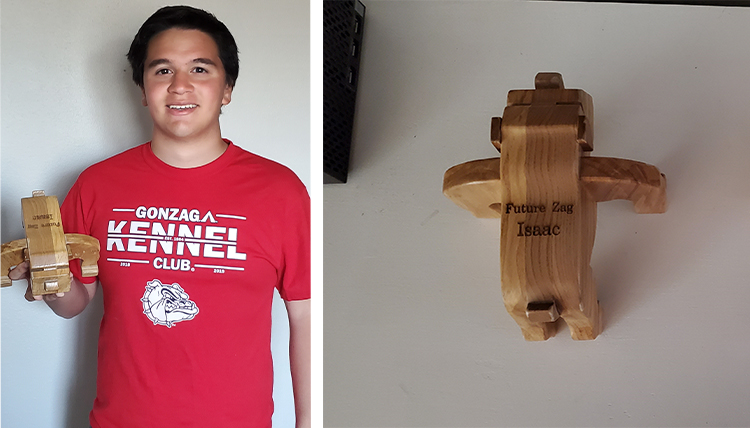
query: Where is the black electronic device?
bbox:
[323,0,365,183]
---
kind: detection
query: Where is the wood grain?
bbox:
[1,239,27,288]
[0,192,100,296]
[443,73,666,340]
[66,234,100,278]
[20,193,71,295]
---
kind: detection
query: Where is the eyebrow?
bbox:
[146,58,219,69]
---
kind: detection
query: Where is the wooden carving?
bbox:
[443,73,666,341]
[1,190,100,298]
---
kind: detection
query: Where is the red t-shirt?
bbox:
[61,141,310,428]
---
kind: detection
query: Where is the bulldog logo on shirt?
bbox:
[141,279,199,327]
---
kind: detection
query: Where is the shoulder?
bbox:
[227,143,308,194]
[66,145,149,203]
[76,144,145,181]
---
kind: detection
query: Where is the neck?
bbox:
[150,137,228,168]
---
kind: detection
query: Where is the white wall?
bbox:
[1,1,309,427]
[325,1,750,427]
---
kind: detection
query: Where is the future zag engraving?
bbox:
[504,202,574,215]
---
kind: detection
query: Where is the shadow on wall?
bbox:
[86,37,154,156]
[64,291,103,428]
[0,171,97,427]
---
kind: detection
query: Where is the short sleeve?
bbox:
[60,178,97,284]
[275,177,310,301]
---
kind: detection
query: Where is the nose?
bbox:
[168,71,193,94]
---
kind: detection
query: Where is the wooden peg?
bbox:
[1,190,100,297]
[443,73,666,341]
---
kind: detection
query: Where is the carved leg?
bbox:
[516,316,557,341]
[66,234,100,278]
[562,192,602,340]
[506,306,557,341]
[561,267,602,340]
[563,304,602,340]
[522,323,557,341]
[581,157,667,213]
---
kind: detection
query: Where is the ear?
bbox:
[141,87,148,107]
[222,84,233,106]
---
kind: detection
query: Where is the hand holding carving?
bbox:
[1,191,99,299]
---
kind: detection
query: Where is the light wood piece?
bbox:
[443,73,666,341]
[1,191,100,296]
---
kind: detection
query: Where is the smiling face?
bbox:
[141,28,232,146]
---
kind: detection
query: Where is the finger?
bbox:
[56,292,65,297]
[24,284,35,302]
[8,261,30,280]
[42,292,62,302]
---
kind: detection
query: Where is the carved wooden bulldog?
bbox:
[443,73,666,340]
[1,190,99,299]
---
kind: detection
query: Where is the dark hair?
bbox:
[126,5,239,88]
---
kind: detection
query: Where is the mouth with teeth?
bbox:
[168,104,197,110]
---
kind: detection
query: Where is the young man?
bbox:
[9,6,310,428]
